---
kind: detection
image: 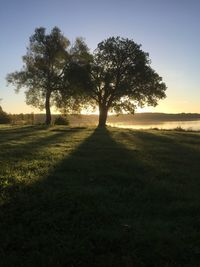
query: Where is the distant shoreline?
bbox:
[34,112,200,124]
[8,112,200,126]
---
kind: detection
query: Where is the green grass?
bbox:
[0,125,200,267]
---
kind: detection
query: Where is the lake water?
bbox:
[108,120,200,131]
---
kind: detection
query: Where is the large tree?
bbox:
[6,27,89,125]
[86,37,167,127]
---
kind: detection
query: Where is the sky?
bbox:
[0,0,200,114]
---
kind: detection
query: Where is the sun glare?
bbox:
[135,106,154,113]
[80,106,155,115]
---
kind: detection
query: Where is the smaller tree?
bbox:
[7,27,90,125]
[83,37,167,127]
[7,27,70,125]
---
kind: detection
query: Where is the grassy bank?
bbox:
[0,125,200,267]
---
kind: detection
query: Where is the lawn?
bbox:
[0,125,200,267]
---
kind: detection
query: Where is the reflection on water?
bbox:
[108,120,200,130]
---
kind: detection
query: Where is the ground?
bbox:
[0,125,200,267]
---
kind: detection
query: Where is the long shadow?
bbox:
[0,127,86,155]
[121,130,200,176]
[0,128,200,267]
[0,127,87,198]
[0,125,84,146]
[0,125,49,143]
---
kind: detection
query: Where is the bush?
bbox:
[0,106,11,124]
[54,116,69,126]
[173,126,185,132]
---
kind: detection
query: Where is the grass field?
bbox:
[0,125,200,267]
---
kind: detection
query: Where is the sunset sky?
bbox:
[1,0,200,114]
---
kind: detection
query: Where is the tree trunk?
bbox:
[45,90,51,125]
[98,105,108,128]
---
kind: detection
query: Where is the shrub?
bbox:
[174,126,185,132]
[54,116,69,125]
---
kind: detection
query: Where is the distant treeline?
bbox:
[9,113,35,125]
[4,112,200,126]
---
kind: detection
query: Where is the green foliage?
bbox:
[54,115,69,125]
[7,27,69,107]
[0,126,200,266]
[6,33,166,127]
[6,27,90,125]
[83,36,167,126]
[6,27,70,124]
[0,106,11,124]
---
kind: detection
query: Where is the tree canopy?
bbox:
[7,31,166,127]
[7,27,90,125]
[84,37,167,127]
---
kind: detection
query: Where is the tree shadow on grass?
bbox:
[0,127,200,267]
[0,127,88,201]
[0,125,48,143]
[118,129,200,179]
[0,125,86,145]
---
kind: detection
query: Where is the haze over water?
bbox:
[109,120,200,131]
